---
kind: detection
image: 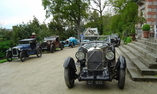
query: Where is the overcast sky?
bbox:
[0,0,48,29]
[0,0,111,29]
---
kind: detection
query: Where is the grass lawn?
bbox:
[0,59,7,63]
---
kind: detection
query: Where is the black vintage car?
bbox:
[110,34,121,47]
[40,36,64,53]
[63,35,126,89]
[6,38,42,62]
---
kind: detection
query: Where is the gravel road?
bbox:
[0,47,157,94]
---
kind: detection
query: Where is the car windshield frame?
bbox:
[44,37,56,41]
[81,35,110,43]
[19,40,30,45]
[80,35,111,49]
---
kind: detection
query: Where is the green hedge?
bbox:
[0,40,12,58]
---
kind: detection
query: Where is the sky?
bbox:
[0,0,111,29]
[0,0,49,29]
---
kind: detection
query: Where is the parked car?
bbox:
[6,38,42,62]
[110,34,121,47]
[40,36,64,52]
[63,37,80,48]
[63,35,126,89]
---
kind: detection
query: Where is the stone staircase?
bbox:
[116,38,157,81]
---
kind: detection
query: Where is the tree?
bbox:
[42,0,90,39]
[135,12,147,27]
[109,0,138,37]
[90,0,108,34]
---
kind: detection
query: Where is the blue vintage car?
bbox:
[64,37,80,48]
[6,38,42,62]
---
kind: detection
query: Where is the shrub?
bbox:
[142,24,150,31]
[0,40,12,58]
[124,36,132,44]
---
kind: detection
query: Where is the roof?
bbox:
[20,38,36,41]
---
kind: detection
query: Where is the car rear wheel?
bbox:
[36,48,42,57]
[60,43,63,50]
[50,44,55,53]
[118,69,125,89]
[6,52,12,62]
[70,42,74,48]
[20,51,26,62]
[64,67,75,88]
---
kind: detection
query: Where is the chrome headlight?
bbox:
[75,51,85,60]
[47,41,50,44]
[18,48,21,50]
[8,48,12,51]
[105,51,114,60]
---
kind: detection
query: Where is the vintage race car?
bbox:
[63,37,79,48]
[63,35,126,89]
[40,36,64,52]
[6,38,42,62]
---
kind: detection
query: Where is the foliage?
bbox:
[85,11,112,35]
[135,12,147,27]
[42,0,90,39]
[0,40,12,58]
[123,36,132,44]
[142,24,150,31]
[109,0,138,37]
[0,59,7,63]
[90,0,108,35]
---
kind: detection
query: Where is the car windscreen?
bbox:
[44,37,56,41]
[19,41,30,44]
[82,36,110,43]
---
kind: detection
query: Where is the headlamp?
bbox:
[75,51,85,60]
[105,51,114,60]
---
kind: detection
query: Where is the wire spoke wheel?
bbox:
[6,52,12,62]
[20,51,26,62]
[36,48,42,57]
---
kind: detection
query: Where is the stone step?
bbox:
[118,46,157,75]
[116,47,157,81]
[123,45,157,69]
[137,39,157,49]
[133,41,157,55]
[128,43,157,62]
[127,68,157,81]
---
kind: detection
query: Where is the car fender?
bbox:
[116,56,126,69]
[63,57,76,71]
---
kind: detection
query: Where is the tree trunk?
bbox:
[76,21,81,39]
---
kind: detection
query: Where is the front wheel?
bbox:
[60,43,63,50]
[71,42,74,48]
[118,69,125,89]
[36,48,42,57]
[64,67,75,88]
[20,51,26,62]
[6,52,12,62]
[50,44,55,53]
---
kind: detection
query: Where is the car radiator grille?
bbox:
[87,49,104,71]
[12,48,18,56]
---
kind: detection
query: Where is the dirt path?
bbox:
[0,47,157,94]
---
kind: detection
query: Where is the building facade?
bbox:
[136,0,157,26]
[136,0,157,38]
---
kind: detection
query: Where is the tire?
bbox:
[20,51,26,62]
[70,42,74,48]
[50,44,55,53]
[118,69,125,89]
[60,43,63,50]
[36,48,42,57]
[6,52,12,62]
[64,67,75,88]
